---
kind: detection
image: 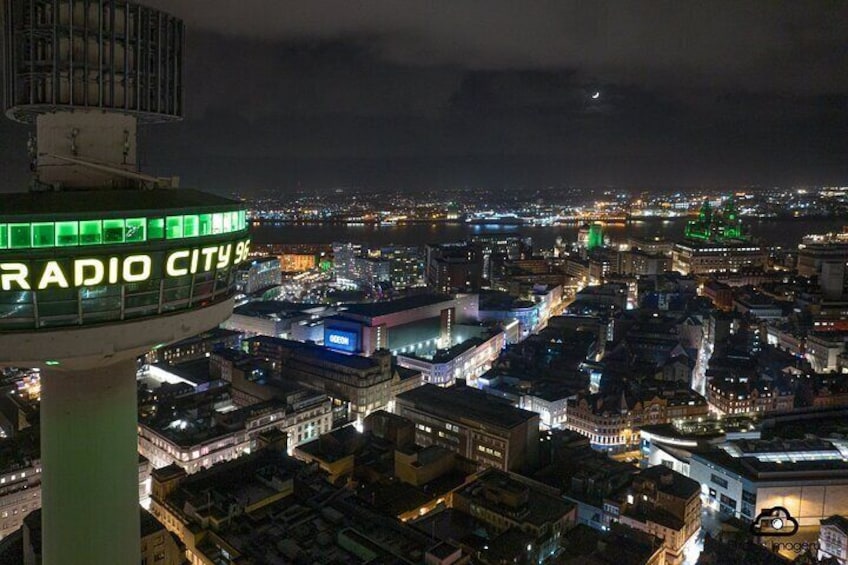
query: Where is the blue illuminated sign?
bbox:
[324,328,359,353]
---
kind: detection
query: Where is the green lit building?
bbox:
[684,197,746,243]
[674,197,765,275]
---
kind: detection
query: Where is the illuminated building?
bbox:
[564,388,708,450]
[324,294,478,357]
[817,515,848,565]
[797,237,848,299]
[143,327,242,365]
[706,377,794,416]
[425,243,482,293]
[0,2,248,562]
[578,223,604,252]
[684,198,745,243]
[672,242,767,275]
[395,384,540,472]
[280,252,317,273]
[689,437,848,526]
[395,330,504,387]
[605,466,701,565]
[245,336,404,425]
[235,256,281,296]
[673,197,766,275]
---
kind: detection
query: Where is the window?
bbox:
[103,219,125,243]
[32,223,55,247]
[198,214,213,235]
[165,216,183,239]
[9,224,31,248]
[183,215,199,237]
[55,221,79,246]
[79,220,102,245]
[710,474,728,489]
[125,218,145,242]
[147,218,165,239]
[212,213,224,234]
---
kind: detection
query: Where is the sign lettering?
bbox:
[0,238,250,290]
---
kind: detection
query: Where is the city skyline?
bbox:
[2,1,847,193]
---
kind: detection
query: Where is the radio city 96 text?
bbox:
[0,239,250,291]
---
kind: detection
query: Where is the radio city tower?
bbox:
[0,1,249,562]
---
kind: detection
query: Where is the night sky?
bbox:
[2,1,847,193]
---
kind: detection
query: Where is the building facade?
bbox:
[395,384,540,472]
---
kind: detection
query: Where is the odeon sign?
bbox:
[0,238,250,291]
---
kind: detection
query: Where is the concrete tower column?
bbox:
[40,359,140,565]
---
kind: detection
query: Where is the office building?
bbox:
[395,384,540,472]
[426,243,482,293]
[139,356,333,471]
[144,327,242,365]
[0,3,250,561]
[332,241,364,288]
[235,256,282,296]
[672,242,768,275]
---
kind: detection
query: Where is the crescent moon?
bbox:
[592,92,600,99]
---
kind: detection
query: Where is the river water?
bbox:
[251,217,847,250]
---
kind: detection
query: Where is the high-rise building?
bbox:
[0,2,249,562]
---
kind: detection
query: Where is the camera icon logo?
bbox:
[750,507,799,537]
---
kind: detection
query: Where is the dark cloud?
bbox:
[2,2,847,192]
[146,0,848,94]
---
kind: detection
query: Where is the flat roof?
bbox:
[339,294,453,319]
[251,336,378,371]
[0,188,241,219]
[396,384,539,429]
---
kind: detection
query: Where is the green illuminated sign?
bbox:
[0,210,246,251]
[0,238,251,290]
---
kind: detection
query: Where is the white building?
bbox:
[138,396,332,473]
[818,515,848,565]
[396,330,504,387]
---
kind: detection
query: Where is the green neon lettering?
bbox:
[1,263,30,290]
[37,261,70,290]
[75,259,105,286]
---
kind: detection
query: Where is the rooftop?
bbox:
[638,465,701,500]
[339,294,453,319]
[396,384,540,430]
[0,188,241,218]
[455,469,575,528]
[250,336,381,372]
